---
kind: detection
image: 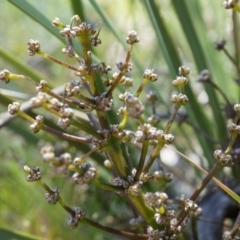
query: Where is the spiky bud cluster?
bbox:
[40,144,55,162]
[178,66,190,76]
[223,0,238,9]
[72,163,96,184]
[120,76,133,87]
[30,115,44,133]
[50,152,72,174]
[171,93,188,105]
[143,69,158,82]
[197,69,210,83]
[30,92,48,108]
[144,192,168,209]
[65,80,81,97]
[119,92,144,118]
[227,123,240,134]
[213,149,233,167]
[184,199,199,213]
[68,206,86,229]
[23,166,41,182]
[112,172,144,196]
[8,102,20,115]
[45,187,60,205]
[27,39,41,56]
[233,103,240,112]
[116,61,133,72]
[126,30,140,44]
[0,69,11,83]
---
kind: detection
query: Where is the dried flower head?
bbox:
[126,30,140,44]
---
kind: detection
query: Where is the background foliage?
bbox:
[0,0,239,239]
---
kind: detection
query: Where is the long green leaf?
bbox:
[8,0,102,66]
[0,228,46,240]
[70,0,86,21]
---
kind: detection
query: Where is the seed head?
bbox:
[126,30,140,44]
[27,39,41,56]
[8,102,20,115]
[0,69,11,83]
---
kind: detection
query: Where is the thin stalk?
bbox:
[177,163,221,226]
[69,164,125,192]
[222,47,240,77]
[38,180,75,215]
[91,179,125,192]
[73,146,100,165]
[230,212,240,238]
[42,125,92,143]
[81,218,148,239]
[143,104,181,173]
[38,51,81,72]
[135,140,149,181]
[135,78,148,97]
[142,140,165,174]
[44,86,93,110]
[164,104,181,134]
[207,80,232,106]
[105,44,133,98]
[185,120,221,144]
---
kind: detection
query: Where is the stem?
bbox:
[38,180,75,215]
[207,80,232,106]
[222,47,240,77]
[135,78,148,97]
[164,104,181,134]
[143,104,181,173]
[118,113,129,131]
[44,87,93,110]
[105,138,131,178]
[91,179,125,192]
[42,125,91,143]
[81,218,148,239]
[38,51,81,72]
[177,163,221,226]
[230,212,240,238]
[105,44,133,98]
[74,146,100,165]
[135,140,149,181]
[185,120,220,144]
[142,140,165,174]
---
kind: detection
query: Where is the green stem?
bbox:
[38,51,80,72]
[135,140,149,181]
[91,179,124,192]
[143,140,165,174]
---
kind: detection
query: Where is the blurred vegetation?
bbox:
[0,0,240,239]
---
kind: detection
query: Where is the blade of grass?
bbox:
[7,0,100,63]
[0,228,46,240]
[70,0,86,21]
